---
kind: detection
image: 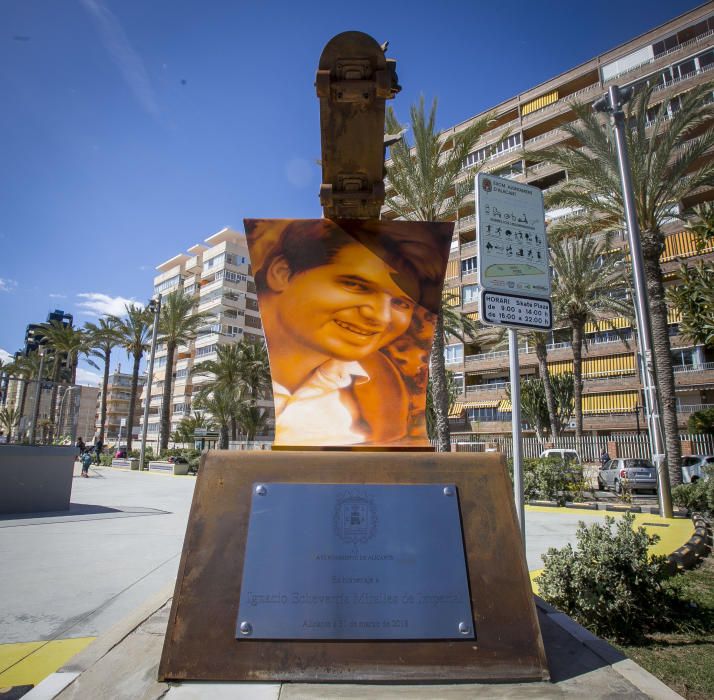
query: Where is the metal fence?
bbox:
[446,432,714,462]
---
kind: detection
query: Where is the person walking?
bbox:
[75,436,85,459]
[80,449,93,478]
[600,449,610,468]
[94,436,104,465]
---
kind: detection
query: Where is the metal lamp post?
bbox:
[139,295,162,471]
[593,85,673,517]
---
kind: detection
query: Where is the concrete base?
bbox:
[30,588,681,700]
[0,446,75,514]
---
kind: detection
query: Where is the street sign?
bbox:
[480,291,551,329]
[120,417,127,427]
[476,173,551,330]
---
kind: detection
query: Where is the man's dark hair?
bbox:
[250,218,451,314]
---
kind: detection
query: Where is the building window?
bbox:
[196,344,217,358]
[452,372,464,395]
[461,256,477,275]
[467,406,498,421]
[225,325,243,336]
[462,284,478,304]
[445,344,463,365]
[245,314,262,329]
[175,368,189,379]
[154,275,182,295]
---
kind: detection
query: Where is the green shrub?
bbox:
[525,457,576,505]
[672,466,714,514]
[536,513,677,643]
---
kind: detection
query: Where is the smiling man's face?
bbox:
[271,242,418,362]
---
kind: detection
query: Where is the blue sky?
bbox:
[0,0,700,384]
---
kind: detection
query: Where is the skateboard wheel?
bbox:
[315,70,330,98]
[319,184,333,206]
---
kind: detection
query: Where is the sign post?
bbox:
[476,173,551,543]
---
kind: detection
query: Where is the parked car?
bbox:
[539,449,581,464]
[681,455,714,484]
[598,458,657,493]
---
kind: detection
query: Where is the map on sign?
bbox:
[475,173,552,330]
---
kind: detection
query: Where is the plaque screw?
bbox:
[239,621,253,636]
[443,486,455,497]
[255,484,267,496]
[458,622,470,635]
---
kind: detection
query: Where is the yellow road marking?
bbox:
[0,637,94,688]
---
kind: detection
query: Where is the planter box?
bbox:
[148,460,189,476]
[111,458,139,470]
[0,445,75,514]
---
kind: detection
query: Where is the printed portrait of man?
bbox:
[244,218,452,448]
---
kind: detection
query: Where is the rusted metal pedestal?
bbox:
[159,450,548,682]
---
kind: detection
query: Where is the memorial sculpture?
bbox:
[160,31,548,683]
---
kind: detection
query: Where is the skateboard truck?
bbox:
[316,31,400,220]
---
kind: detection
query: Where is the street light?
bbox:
[139,294,162,470]
[593,84,672,518]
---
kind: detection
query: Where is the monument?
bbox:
[159,31,547,683]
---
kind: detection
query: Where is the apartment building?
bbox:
[141,227,270,449]
[384,3,714,437]
[96,369,145,444]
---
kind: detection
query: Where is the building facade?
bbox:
[141,227,270,449]
[97,369,145,445]
[384,3,714,437]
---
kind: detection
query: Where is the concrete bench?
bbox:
[111,458,139,470]
[148,460,189,476]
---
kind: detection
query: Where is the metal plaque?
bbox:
[236,483,474,640]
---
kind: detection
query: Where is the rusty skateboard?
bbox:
[316,31,400,219]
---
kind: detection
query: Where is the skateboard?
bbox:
[316,31,400,219]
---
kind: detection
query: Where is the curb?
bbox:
[667,512,712,572]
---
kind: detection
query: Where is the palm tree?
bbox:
[550,232,631,450]
[384,98,494,451]
[477,325,562,439]
[171,411,215,445]
[235,339,271,406]
[194,387,234,449]
[236,403,270,442]
[4,352,44,440]
[0,405,20,442]
[38,321,87,441]
[533,82,714,485]
[85,318,121,444]
[157,290,214,451]
[112,304,152,451]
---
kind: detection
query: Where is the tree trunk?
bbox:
[429,309,451,452]
[126,352,141,452]
[572,321,585,456]
[230,416,237,442]
[642,236,682,486]
[535,337,560,438]
[18,379,29,440]
[160,342,176,452]
[219,424,229,449]
[47,357,62,443]
[98,349,111,444]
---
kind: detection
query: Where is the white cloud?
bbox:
[76,367,102,387]
[80,0,159,117]
[76,292,142,317]
[0,278,17,292]
[49,293,67,299]
[0,348,12,363]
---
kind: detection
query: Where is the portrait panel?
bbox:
[244,218,452,448]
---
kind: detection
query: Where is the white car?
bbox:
[681,455,714,484]
[539,449,581,464]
